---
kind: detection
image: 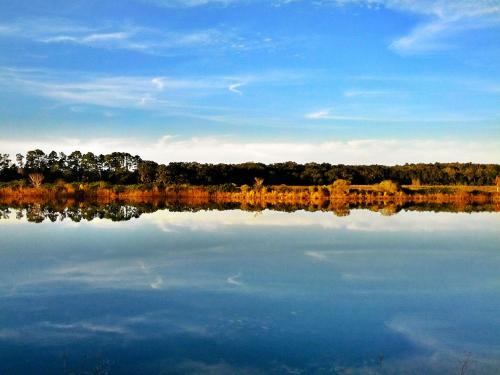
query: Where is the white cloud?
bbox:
[151,77,167,90]
[143,209,500,234]
[228,82,246,95]
[1,135,499,164]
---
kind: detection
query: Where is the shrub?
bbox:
[378,180,400,194]
[330,179,351,195]
[64,183,76,193]
[411,178,421,187]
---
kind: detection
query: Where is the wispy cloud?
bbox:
[278,0,500,54]
[0,18,94,38]
[0,19,281,55]
[343,89,405,98]
[275,1,500,54]
[3,2,497,56]
[228,82,246,95]
[305,109,379,121]
[304,251,329,262]
[387,315,500,368]
[227,273,244,286]
[41,31,132,44]
[140,0,242,7]
[304,106,495,123]
[41,321,129,335]
[0,67,245,111]
[0,67,306,120]
[348,73,500,97]
[150,277,164,289]
[383,0,500,54]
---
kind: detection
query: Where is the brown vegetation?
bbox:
[0,180,498,215]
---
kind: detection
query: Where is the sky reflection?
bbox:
[0,209,499,374]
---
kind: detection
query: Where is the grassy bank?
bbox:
[0,181,498,208]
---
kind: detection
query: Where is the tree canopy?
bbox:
[0,150,499,186]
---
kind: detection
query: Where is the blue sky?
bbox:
[0,0,499,163]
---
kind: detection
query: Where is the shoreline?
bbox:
[1,184,498,216]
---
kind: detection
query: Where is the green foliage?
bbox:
[1,151,499,187]
[155,164,170,186]
[137,161,158,183]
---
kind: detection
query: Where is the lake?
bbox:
[0,206,499,374]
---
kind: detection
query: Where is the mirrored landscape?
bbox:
[1,205,499,374]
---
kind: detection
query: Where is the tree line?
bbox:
[0,150,499,186]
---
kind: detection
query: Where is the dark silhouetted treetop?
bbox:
[0,150,499,187]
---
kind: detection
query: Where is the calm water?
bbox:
[0,208,499,374]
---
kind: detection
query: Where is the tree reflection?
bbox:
[0,197,497,223]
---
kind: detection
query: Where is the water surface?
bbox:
[0,208,499,374]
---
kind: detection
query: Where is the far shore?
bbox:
[1,183,498,210]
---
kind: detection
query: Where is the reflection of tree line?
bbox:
[0,197,497,223]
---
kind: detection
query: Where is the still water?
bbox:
[0,208,499,374]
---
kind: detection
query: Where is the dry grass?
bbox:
[0,183,498,209]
